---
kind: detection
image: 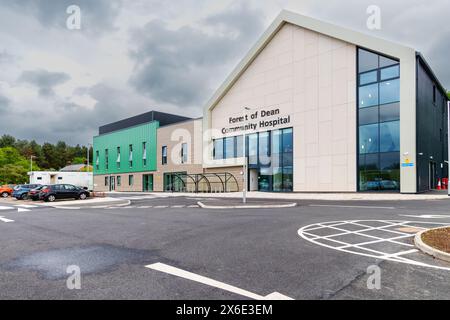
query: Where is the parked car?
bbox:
[0,185,14,198]
[12,184,41,200]
[39,184,90,202]
[28,185,47,201]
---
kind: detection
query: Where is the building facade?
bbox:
[93,11,448,194]
[93,111,192,192]
[202,10,448,194]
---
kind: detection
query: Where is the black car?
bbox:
[39,184,90,202]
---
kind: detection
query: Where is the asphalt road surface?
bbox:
[1,195,450,300]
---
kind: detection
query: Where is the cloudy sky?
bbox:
[0,0,449,145]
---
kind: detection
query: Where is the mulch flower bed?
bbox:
[421,227,450,254]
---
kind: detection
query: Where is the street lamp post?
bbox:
[242,107,251,204]
[87,143,92,172]
[448,101,449,196]
[30,155,36,172]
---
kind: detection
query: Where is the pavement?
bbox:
[197,198,297,209]
[106,190,450,201]
[1,194,450,300]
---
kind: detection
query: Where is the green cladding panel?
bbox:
[93,122,159,175]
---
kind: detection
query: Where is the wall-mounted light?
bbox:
[418,153,424,156]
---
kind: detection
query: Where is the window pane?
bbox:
[380,65,399,80]
[359,83,379,108]
[258,167,272,192]
[213,139,223,160]
[282,128,293,153]
[359,71,377,85]
[380,121,400,152]
[358,49,379,73]
[259,132,270,166]
[271,130,282,168]
[283,152,293,167]
[224,137,235,159]
[359,153,380,191]
[282,166,293,192]
[272,167,283,192]
[379,79,400,104]
[359,124,379,154]
[236,136,243,157]
[379,56,398,68]
[379,103,400,122]
[380,152,400,190]
[359,106,378,125]
[247,134,258,165]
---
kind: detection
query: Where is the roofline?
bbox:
[203,9,416,114]
[416,52,448,97]
[157,117,203,130]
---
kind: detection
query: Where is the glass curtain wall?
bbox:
[212,128,293,192]
[358,48,400,191]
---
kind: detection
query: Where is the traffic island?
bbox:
[197,199,297,209]
[415,227,450,263]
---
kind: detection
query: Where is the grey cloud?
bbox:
[19,69,71,97]
[129,4,265,107]
[299,0,450,89]
[2,0,123,35]
[0,51,16,64]
[0,95,10,112]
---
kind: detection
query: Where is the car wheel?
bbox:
[20,194,28,200]
[79,193,87,200]
[47,195,56,202]
[1,192,9,198]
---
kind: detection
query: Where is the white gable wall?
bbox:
[209,23,357,192]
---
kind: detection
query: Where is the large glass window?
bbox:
[357,48,400,191]
[213,139,223,160]
[258,132,270,166]
[380,65,399,80]
[247,134,258,165]
[181,143,188,163]
[236,136,243,158]
[359,71,377,85]
[358,49,379,73]
[380,121,400,152]
[162,146,167,165]
[224,137,235,159]
[359,124,379,154]
[379,79,400,105]
[359,83,379,108]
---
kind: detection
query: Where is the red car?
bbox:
[0,185,14,198]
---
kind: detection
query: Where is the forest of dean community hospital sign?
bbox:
[221,108,291,134]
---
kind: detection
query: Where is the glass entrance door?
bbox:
[110,176,115,191]
[143,174,153,192]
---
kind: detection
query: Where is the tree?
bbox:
[447,91,450,100]
[0,135,16,148]
[0,164,29,184]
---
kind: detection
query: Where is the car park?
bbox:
[0,185,14,198]
[12,184,41,200]
[39,184,90,202]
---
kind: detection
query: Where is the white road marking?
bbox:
[90,205,109,209]
[17,208,31,213]
[14,204,38,208]
[298,220,450,271]
[171,205,185,208]
[137,206,152,209]
[0,206,13,210]
[400,214,450,219]
[0,216,14,223]
[309,204,396,210]
[154,206,168,209]
[188,205,199,208]
[146,263,293,300]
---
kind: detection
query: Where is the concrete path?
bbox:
[106,191,450,201]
